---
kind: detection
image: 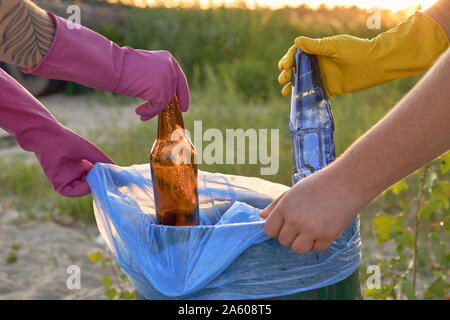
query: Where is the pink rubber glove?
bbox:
[22,12,189,121]
[0,69,114,197]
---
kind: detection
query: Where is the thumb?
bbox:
[278,44,296,71]
[295,36,336,56]
[83,145,115,167]
[260,192,286,218]
[173,62,190,112]
[135,101,163,121]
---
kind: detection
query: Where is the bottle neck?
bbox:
[157,96,185,139]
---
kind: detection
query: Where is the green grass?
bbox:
[129,6,399,97]
[68,4,407,99]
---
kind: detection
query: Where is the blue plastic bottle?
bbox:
[281,48,361,300]
[289,48,335,185]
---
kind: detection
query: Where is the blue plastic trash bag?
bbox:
[87,163,361,300]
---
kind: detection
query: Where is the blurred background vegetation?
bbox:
[0,2,447,299]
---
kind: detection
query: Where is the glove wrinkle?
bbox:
[279,12,450,97]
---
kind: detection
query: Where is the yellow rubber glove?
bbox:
[278,12,449,97]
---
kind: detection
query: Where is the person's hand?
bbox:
[259,168,361,254]
[0,69,114,197]
[278,12,449,97]
[36,128,115,197]
[22,12,189,121]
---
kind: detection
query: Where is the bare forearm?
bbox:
[331,49,450,207]
[425,0,450,39]
[0,0,55,68]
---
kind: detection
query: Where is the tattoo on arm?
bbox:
[0,0,55,68]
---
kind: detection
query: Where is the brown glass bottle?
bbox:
[150,95,199,226]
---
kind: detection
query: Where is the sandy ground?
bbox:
[0,94,138,299]
[0,207,109,299]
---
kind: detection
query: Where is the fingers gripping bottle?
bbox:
[289,48,336,185]
[150,95,200,226]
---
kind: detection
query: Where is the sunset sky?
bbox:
[108,0,439,12]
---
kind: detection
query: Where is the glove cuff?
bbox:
[21,11,123,92]
[374,11,450,81]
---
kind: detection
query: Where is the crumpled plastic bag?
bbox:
[87,163,361,300]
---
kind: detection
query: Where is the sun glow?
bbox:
[110,0,438,12]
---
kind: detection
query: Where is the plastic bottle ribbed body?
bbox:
[289,49,335,185]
